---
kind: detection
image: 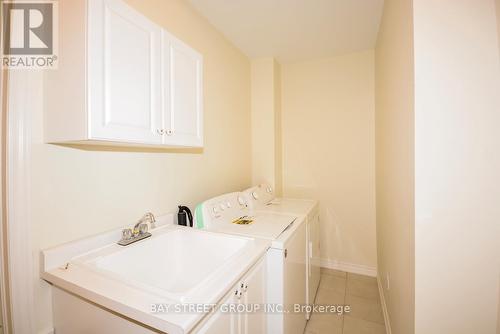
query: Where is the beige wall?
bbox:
[274,62,283,196]
[495,1,500,333]
[497,4,500,333]
[281,50,377,270]
[497,0,500,55]
[374,0,415,333]
[32,0,251,331]
[251,58,283,194]
[413,0,500,333]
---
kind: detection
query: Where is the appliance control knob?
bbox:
[219,203,225,211]
[226,201,232,208]
[237,196,246,206]
[266,186,273,193]
[212,206,219,214]
[252,191,259,200]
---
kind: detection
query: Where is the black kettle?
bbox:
[178,206,193,227]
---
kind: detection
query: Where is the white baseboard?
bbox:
[377,276,392,334]
[320,258,377,277]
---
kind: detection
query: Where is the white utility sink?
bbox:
[73,227,251,302]
[42,222,270,334]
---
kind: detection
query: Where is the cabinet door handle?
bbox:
[284,249,288,258]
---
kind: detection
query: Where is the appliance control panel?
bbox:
[242,183,276,209]
[200,192,250,227]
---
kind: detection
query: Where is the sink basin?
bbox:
[76,228,250,301]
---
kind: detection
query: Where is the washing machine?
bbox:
[195,192,308,334]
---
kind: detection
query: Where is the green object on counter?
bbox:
[194,204,204,229]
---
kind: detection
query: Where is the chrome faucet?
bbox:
[118,212,156,246]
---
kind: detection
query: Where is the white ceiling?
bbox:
[188,0,384,62]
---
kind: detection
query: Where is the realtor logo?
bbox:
[1,1,58,69]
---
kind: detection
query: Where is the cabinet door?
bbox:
[194,287,239,334]
[88,0,163,143]
[195,258,266,334]
[163,34,203,147]
[241,258,266,334]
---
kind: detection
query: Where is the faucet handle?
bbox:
[138,223,149,235]
[121,228,133,241]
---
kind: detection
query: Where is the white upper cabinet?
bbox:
[44,0,204,148]
[162,32,204,147]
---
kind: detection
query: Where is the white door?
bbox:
[283,222,307,334]
[163,34,203,147]
[241,258,266,334]
[88,0,163,143]
[308,213,321,311]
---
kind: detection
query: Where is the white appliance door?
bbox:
[283,221,307,334]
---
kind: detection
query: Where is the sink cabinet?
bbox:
[50,252,266,334]
[45,0,203,148]
[194,257,267,334]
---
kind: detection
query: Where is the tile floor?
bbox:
[304,268,386,334]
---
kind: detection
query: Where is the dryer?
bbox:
[242,184,321,320]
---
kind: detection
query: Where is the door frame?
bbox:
[2,69,37,333]
[1,68,12,334]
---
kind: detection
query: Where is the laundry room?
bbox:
[1,1,500,334]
